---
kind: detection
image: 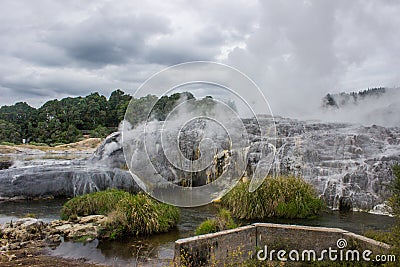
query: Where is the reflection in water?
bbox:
[49,205,219,266]
[258,210,395,234]
[0,200,396,266]
[0,198,65,223]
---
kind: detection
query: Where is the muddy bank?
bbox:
[0,216,108,266]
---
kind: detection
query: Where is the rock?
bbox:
[89,132,126,168]
[0,215,108,250]
[7,254,17,261]
[54,224,72,232]
[119,117,400,211]
[0,160,12,170]
[47,234,62,243]
[78,215,106,225]
[66,223,98,239]
[0,163,141,199]
[339,197,353,212]
[8,243,20,250]
[1,117,399,211]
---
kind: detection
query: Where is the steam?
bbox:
[317,88,400,127]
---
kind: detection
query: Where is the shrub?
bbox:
[90,125,112,138]
[363,229,392,244]
[60,189,131,220]
[195,219,217,236]
[195,209,237,235]
[60,189,180,238]
[221,176,324,219]
[103,193,180,237]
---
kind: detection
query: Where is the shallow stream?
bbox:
[0,199,395,266]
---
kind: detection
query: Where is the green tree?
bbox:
[60,124,82,143]
[81,93,108,130]
[125,94,158,126]
[0,120,21,144]
[90,125,111,138]
[107,89,132,127]
[0,102,37,140]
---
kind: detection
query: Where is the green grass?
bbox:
[195,219,217,235]
[363,229,392,245]
[61,189,131,220]
[221,176,325,219]
[0,141,16,146]
[24,213,37,219]
[60,189,180,239]
[103,193,180,237]
[195,208,237,235]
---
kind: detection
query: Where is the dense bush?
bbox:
[60,189,180,238]
[0,120,21,144]
[221,176,324,219]
[90,125,112,138]
[195,209,237,235]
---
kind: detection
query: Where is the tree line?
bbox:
[0,89,206,145]
[322,87,387,108]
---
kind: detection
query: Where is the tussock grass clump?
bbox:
[103,193,180,238]
[195,208,237,235]
[61,189,131,220]
[221,176,324,219]
[60,189,180,238]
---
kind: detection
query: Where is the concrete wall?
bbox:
[174,223,391,266]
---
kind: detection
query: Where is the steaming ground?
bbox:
[287,87,400,127]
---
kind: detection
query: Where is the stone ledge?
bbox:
[174,223,392,266]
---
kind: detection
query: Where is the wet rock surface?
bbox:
[0,216,106,266]
[1,117,399,212]
[0,216,107,254]
[0,161,12,170]
[0,160,140,200]
[110,117,400,211]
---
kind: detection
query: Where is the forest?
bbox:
[0,90,201,145]
[322,87,387,108]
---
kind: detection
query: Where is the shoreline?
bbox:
[0,216,108,266]
[0,240,105,267]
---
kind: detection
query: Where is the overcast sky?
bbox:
[1,0,399,118]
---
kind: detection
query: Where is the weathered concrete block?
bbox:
[174,223,392,266]
[174,225,256,266]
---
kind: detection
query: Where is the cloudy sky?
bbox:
[1,0,399,118]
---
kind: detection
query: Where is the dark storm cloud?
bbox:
[46,13,171,67]
[0,0,399,122]
[226,0,400,120]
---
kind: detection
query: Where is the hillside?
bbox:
[0,90,198,146]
